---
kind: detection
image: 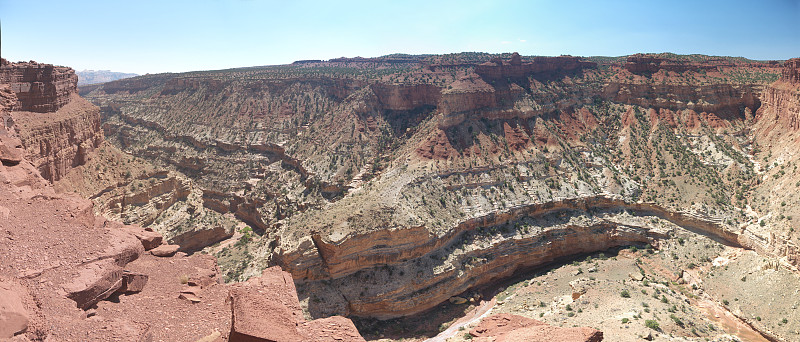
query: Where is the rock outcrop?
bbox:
[475,53,596,80]
[0,61,78,112]
[438,54,597,128]
[370,83,441,111]
[12,94,103,182]
[228,266,365,342]
[624,54,721,74]
[276,195,750,318]
[781,58,800,84]
[602,82,760,119]
[0,278,31,339]
[0,60,104,182]
[754,58,800,138]
[754,81,800,134]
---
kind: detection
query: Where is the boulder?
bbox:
[301,316,365,342]
[228,267,305,342]
[569,278,593,300]
[151,244,180,257]
[188,265,220,288]
[62,226,146,309]
[0,136,23,166]
[228,266,365,342]
[64,258,124,309]
[116,271,149,294]
[629,272,645,281]
[178,293,202,304]
[0,280,29,338]
[121,225,163,250]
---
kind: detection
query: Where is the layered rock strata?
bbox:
[0,61,78,112]
[277,195,751,318]
[0,60,103,182]
[754,58,800,138]
[12,94,103,182]
[624,54,719,73]
[474,53,596,80]
[602,83,760,118]
[781,58,800,84]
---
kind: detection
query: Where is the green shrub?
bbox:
[645,320,660,330]
[670,314,685,328]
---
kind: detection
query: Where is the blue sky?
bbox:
[2,0,799,74]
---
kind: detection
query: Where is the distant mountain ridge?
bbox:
[77,69,138,86]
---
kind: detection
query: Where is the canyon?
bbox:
[0,58,368,341]
[4,50,800,341]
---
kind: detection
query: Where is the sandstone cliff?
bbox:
[275,195,757,318]
[12,94,103,182]
[781,58,800,84]
[624,54,720,73]
[475,53,596,80]
[0,61,103,182]
[753,57,800,142]
[0,61,78,112]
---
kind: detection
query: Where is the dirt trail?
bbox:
[424,297,497,342]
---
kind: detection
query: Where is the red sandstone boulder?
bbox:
[0,280,29,338]
[0,136,23,166]
[62,228,144,309]
[151,244,180,257]
[301,316,366,342]
[121,225,163,250]
[188,266,220,288]
[116,271,149,294]
[470,314,603,342]
[64,258,125,309]
[228,266,365,342]
[178,291,203,304]
[228,267,305,342]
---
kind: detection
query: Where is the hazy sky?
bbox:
[2,0,799,75]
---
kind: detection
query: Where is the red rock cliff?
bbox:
[0,61,77,112]
[754,58,800,140]
[475,53,596,80]
[781,58,800,84]
[12,94,104,182]
[622,53,741,73]
[1,61,103,182]
[370,83,441,111]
